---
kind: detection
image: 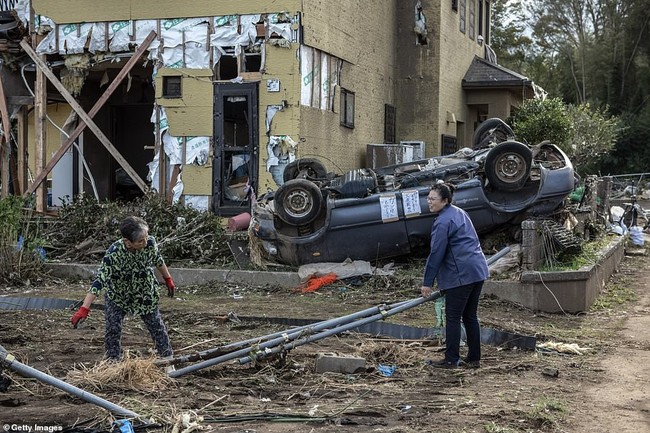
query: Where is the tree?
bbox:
[566,104,620,175]
[490,0,533,71]
[508,98,572,149]
[508,98,620,176]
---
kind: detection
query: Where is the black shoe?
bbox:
[427,359,461,369]
[462,358,480,369]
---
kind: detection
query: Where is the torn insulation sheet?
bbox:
[266,135,297,186]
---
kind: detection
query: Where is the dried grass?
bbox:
[66,353,175,393]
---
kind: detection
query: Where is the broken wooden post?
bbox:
[0,70,11,198]
[34,54,47,211]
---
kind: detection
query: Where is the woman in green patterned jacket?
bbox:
[71,216,176,361]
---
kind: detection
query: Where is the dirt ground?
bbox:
[1,244,649,433]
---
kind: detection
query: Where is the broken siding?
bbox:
[31,0,301,24]
[26,103,72,182]
[258,43,300,190]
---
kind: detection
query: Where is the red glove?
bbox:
[165,276,175,298]
[71,306,90,328]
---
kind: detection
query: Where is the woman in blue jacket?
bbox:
[420,183,489,368]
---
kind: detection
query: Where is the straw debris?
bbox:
[66,354,175,392]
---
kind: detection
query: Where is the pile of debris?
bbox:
[40,194,236,267]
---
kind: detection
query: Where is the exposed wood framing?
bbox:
[17,107,28,195]
[21,31,157,195]
[0,72,10,198]
[34,55,47,211]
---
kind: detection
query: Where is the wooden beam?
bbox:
[0,71,10,198]
[17,107,28,196]
[21,30,157,195]
[34,56,47,211]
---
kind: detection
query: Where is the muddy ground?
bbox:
[1,245,649,433]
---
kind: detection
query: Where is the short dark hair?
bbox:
[430,182,454,202]
[120,216,149,242]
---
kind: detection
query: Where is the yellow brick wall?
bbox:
[299,0,398,172]
[438,2,486,149]
[155,68,213,137]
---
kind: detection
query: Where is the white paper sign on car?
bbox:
[380,194,399,222]
[401,190,422,217]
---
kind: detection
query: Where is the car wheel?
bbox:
[274,179,324,225]
[283,158,327,183]
[473,118,515,149]
[485,141,532,191]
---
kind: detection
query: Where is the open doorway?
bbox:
[212,82,259,216]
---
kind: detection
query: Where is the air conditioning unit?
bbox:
[366,141,426,168]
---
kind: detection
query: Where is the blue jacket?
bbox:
[422,204,489,290]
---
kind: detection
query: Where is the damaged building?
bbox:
[0,0,539,215]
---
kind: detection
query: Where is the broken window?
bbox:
[441,134,458,155]
[478,0,484,42]
[300,46,341,111]
[340,88,355,129]
[162,76,182,98]
[216,47,239,80]
[452,0,458,12]
[415,1,428,45]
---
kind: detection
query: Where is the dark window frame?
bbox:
[162,76,182,98]
[340,88,355,129]
[384,104,396,143]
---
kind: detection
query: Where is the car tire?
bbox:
[473,118,515,149]
[274,179,324,225]
[283,158,327,183]
[485,141,532,191]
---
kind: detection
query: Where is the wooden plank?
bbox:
[16,107,28,196]
[21,31,157,195]
[21,40,149,194]
[34,57,47,212]
[0,71,10,197]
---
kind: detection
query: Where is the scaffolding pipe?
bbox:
[0,345,142,419]
[169,300,412,378]
[239,292,442,364]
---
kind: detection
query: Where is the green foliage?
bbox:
[0,196,45,285]
[508,98,572,149]
[565,104,620,175]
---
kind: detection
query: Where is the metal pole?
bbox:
[239,292,442,364]
[0,345,142,419]
[487,246,511,266]
[163,299,412,367]
[169,300,412,378]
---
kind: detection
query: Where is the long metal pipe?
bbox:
[171,246,509,376]
[163,299,412,367]
[169,300,412,378]
[0,345,142,419]
[238,292,442,364]
[238,247,509,364]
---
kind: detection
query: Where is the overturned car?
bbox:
[251,119,576,266]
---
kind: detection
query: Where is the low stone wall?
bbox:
[484,235,626,313]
